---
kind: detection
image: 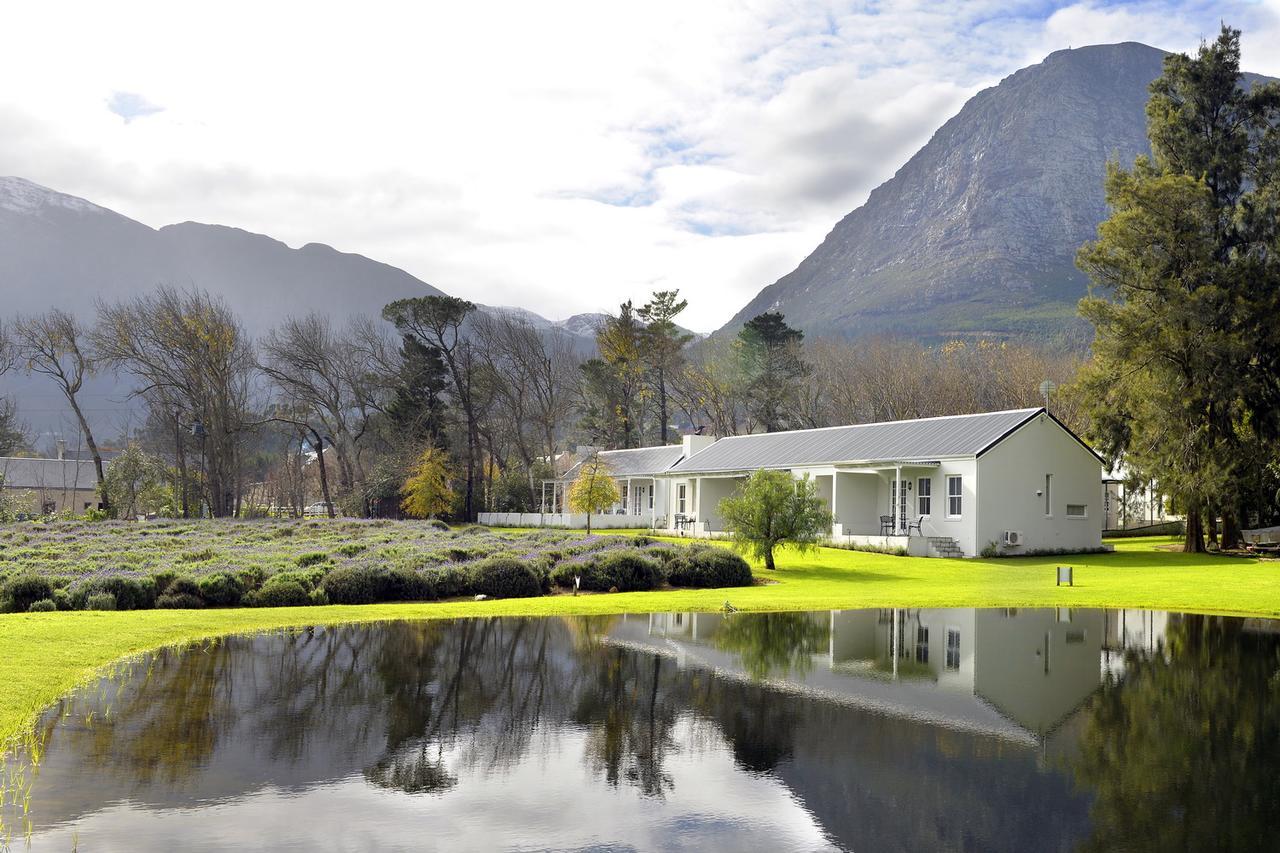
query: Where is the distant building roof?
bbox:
[0,456,101,490]
[561,445,686,481]
[668,408,1051,474]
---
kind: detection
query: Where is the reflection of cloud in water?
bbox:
[26,719,835,853]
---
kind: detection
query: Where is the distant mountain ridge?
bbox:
[0,176,598,344]
[720,42,1274,342]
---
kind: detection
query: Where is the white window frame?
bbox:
[1066,503,1087,519]
[677,483,687,514]
[648,486,654,510]
[917,477,931,517]
[946,476,963,518]
[945,627,961,671]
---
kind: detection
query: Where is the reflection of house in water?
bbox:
[627,607,1109,744]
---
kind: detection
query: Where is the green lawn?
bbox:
[1,535,1276,750]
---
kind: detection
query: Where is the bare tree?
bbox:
[473,313,579,503]
[13,309,109,510]
[258,313,392,511]
[94,287,256,517]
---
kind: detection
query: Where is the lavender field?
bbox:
[0,520,752,613]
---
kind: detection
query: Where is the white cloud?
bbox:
[0,1,1269,331]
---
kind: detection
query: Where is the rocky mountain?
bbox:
[722,42,1272,343]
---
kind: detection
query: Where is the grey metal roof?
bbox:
[561,445,685,480]
[667,408,1043,474]
[0,456,101,490]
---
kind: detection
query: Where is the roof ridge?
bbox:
[709,407,1043,442]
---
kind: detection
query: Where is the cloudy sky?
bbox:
[3,1,1278,332]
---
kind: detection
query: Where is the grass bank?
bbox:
[2,534,1276,749]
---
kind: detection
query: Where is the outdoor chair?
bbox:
[879,515,893,535]
[906,516,924,536]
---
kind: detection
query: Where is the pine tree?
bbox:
[736,312,810,433]
[1078,25,1280,551]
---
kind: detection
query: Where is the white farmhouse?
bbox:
[482,408,1104,557]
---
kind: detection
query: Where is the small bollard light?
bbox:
[1056,565,1073,587]
[574,575,581,596]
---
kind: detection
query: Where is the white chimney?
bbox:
[681,433,716,459]
[56,438,66,461]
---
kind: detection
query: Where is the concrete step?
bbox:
[926,536,964,558]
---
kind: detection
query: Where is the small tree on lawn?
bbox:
[720,470,833,571]
[400,447,455,519]
[568,453,620,533]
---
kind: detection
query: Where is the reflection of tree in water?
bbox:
[572,647,680,798]
[693,678,800,773]
[21,616,813,814]
[714,612,828,681]
[1071,615,1280,852]
[68,639,239,785]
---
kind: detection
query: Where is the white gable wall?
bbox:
[975,414,1103,554]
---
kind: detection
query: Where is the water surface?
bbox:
[3,607,1278,852]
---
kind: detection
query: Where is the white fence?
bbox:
[478,512,657,529]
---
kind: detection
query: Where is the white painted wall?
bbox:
[833,472,878,531]
[908,459,978,554]
[695,476,742,532]
[976,414,1104,554]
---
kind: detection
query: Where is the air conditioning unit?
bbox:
[1002,530,1023,547]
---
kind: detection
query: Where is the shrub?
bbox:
[666,547,753,588]
[980,541,1001,558]
[157,592,205,609]
[554,550,661,592]
[334,543,366,558]
[253,576,311,607]
[423,565,471,600]
[470,557,542,599]
[28,598,57,613]
[295,552,330,568]
[97,576,158,610]
[86,592,117,611]
[323,563,433,604]
[425,518,450,531]
[322,565,383,605]
[83,508,109,522]
[152,569,179,596]
[198,572,245,607]
[5,575,54,612]
[53,588,73,611]
[236,566,267,593]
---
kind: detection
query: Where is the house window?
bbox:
[677,484,687,514]
[915,625,929,664]
[918,478,931,516]
[648,487,654,510]
[947,476,962,517]
[621,484,628,512]
[1067,504,1087,518]
[946,628,960,670]
[1044,474,1053,516]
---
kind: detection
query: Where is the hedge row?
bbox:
[0,543,753,613]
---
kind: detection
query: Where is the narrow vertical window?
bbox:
[1044,474,1052,516]
[918,478,931,516]
[946,629,960,670]
[947,476,962,517]
[677,484,687,514]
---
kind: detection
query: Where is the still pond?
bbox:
[3,607,1278,852]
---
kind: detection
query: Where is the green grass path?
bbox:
[2,536,1276,749]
